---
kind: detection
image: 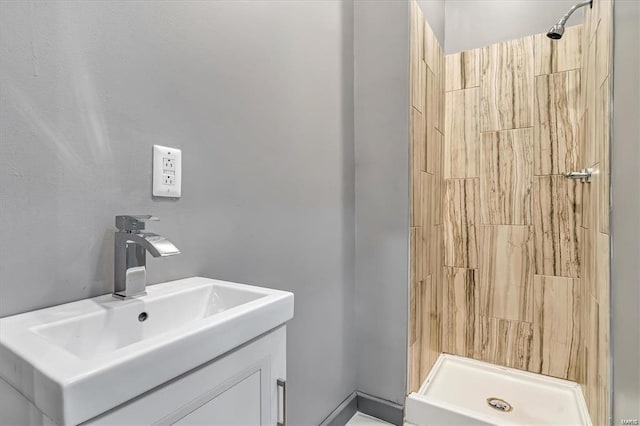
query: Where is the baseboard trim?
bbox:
[320,391,404,426]
[356,392,404,426]
[319,392,358,426]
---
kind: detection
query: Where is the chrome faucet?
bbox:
[113,215,180,299]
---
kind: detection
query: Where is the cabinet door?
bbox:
[173,371,261,426]
[84,326,286,426]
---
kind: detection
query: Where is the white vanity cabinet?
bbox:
[84,326,287,426]
[0,277,293,426]
[0,326,287,426]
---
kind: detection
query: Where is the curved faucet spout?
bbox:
[125,232,180,257]
[113,215,180,299]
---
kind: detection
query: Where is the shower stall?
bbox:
[406,0,613,424]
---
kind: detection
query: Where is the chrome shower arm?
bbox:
[557,0,592,27]
[547,0,592,39]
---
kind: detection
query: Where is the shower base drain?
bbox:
[487,397,513,412]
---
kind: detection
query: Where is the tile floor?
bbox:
[345,412,392,425]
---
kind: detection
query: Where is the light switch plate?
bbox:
[153,145,182,198]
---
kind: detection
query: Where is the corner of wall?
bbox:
[354,0,411,406]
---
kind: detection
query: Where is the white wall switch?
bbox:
[153,145,182,198]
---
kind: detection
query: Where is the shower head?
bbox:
[547,24,565,40]
[546,0,592,40]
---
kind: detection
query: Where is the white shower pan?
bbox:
[405,354,591,426]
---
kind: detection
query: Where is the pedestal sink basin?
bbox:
[0,277,294,425]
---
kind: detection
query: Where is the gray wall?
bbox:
[443,0,582,53]
[0,1,355,424]
[354,0,411,407]
[417,0,445,46]
[612,0,640,423]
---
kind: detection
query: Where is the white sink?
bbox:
[0,277,294,425]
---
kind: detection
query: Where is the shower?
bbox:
[547,0,592,39]
[406,0,615,424]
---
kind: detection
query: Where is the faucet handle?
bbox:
[115,215,159,232]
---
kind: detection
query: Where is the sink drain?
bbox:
[138,312,148,322]
[487,397,512,412]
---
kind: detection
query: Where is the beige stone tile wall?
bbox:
[408,0,445,393]
[409,1,612,423]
